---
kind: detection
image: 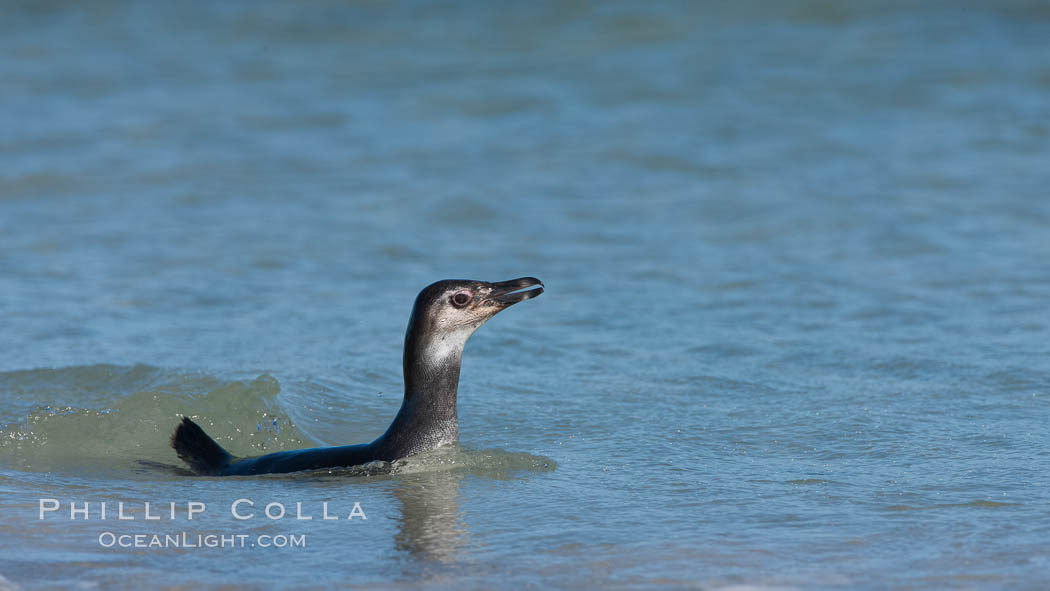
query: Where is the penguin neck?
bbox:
[375,321,475,457]
[403,331,466,416]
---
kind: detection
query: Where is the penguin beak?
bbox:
[486,277,544,308]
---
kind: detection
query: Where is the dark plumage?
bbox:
[170,277,543,476]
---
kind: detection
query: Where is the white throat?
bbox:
[422,326,476,368]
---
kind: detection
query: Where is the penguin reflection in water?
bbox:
[171,277,543,476]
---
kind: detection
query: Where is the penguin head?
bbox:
[405,277,544,363]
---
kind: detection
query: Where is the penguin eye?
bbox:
[451,292,471,308]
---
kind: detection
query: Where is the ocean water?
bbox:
[2,1,1050,589]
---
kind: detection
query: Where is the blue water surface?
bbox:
[1,1,1049,589]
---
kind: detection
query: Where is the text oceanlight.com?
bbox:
[97,532,307,549]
